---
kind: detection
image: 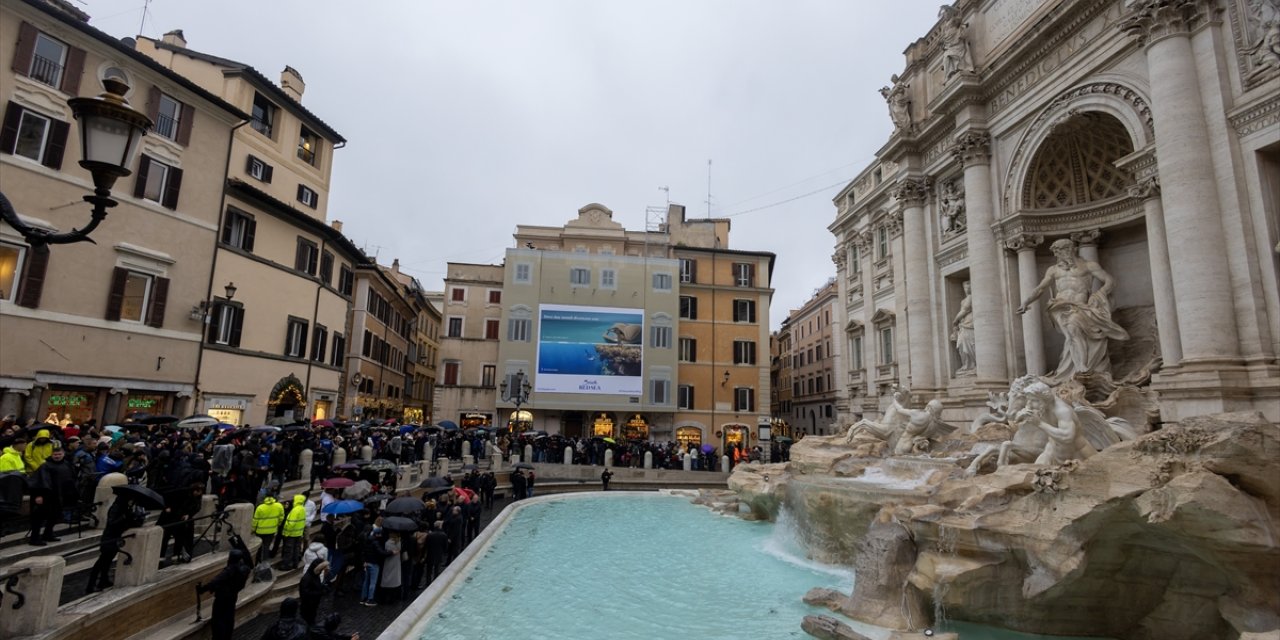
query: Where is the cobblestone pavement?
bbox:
[237,494,516,639]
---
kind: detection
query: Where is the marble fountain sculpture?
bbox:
[726,242,1279,640]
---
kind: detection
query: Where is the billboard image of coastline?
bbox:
[536,303,643,395]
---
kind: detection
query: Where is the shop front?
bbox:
[675,426,703,448]
[311,390,336,422]
[723,423,751,458]
[43,388,99,426]
[204,395,250,426]
[267,375,307,421]
[402,406,424,425]
[461,412,492,429]
[591,412,615,438]
[623,413,649,440]
[507,409,532,432]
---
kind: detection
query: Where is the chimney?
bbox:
[392,259,400,274]
[161,29,186,48]
[330,220,343,233]
[281,66,305,102]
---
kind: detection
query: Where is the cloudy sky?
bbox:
[84,0,942,328]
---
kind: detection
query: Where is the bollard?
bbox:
[0,556,65,637]
[604,449,614,468]
[222,503,255,553]
[425,444,434,465]
[461,441,471,459]
[509,453,520,465]
[683,453,692,471]
[643,451,653,470]
[523,444,533,464]
[485,441,494,460]
[93,473,128,530]
[115,524,163,587]
[298,449,313,484]
[360,445,373,462]
[333,447,347,467]
[197,495,218,521]
[564,445,574,465]
[721,455,731,473]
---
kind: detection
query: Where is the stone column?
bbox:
[332,447,347,467]
[1006,233,1046,375]
[0,556,64,637]
[116,524,163,587]
[643,451,653,469]
[1121,2,1239,362]
[461,441,471,459]
[953,131,1009,382]
[94,473,127,529]
[893,177,937,390]
[21,385,45,422]
[0,390,25,419]
[103,387,127,424]
[523,444,533,463]
[298,449,313,485]
[360,445,372,462]
[564,446,574,465]
[1071,229,1102,265]
[222,503,254,553]
[1130,176,1184,365]
[604,449,613,468]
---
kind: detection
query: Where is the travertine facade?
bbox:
[831,0,1280,424]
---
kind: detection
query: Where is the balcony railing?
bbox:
[154,112,178,140]
[29,54,63,88]
[250,117,272,137]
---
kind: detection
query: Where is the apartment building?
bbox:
[435,263,504,428]
[337,261,414,421]
[786,278,840,435]
[388,259,437,424]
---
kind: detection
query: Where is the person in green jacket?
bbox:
[0,434,27,474]
[280,493,308,570]
[23,429,54,474]
[252,495,285,565]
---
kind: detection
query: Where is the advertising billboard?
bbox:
[536,303,643,395]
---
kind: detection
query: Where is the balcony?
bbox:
[154,112,178,140]
[29,54,63,88]
[876,363,897,381]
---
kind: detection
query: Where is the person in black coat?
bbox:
[443,506,465,562]
[86,496,144,593]
[260,597,309,640]
[298,558,329,629]
[480,472,496,509]
[421,521,449,588]
[311,612,360,640]
[198,548,251,640]
[28,443,77,544]
[510,470,526,502]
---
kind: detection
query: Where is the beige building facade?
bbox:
[0,0,244,423]
[830,0,1280,424]
[338,262,414,422]
[786,279,841,436]
[435,263,504,429]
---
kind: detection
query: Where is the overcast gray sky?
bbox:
[84,0,942,328]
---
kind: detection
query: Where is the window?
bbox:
[679,258,696,283]
[651,325,671,349]
[298,126,319,165]
[733,299,756,323]
[207,302,243,346]
[331,333,345,367]
[651,379,669,405]
[285,318,309,357]
[508,318,531,342]
[600,269,616,289]
[678,337,697,362]
[443,362,460,386]
[816,344,823,361]
[569,267,590,286]
[674,295,697,320]
[133,156,183,209]
[28,31,67,88]
[850,245,860,273]
[251,92,276,137]
[451,288,465,302]
[514,264,531,283]
[485,319,500,340]
[105,267,168,327]
[311,324,328,362]
[1,104,69,169]
[677,384,695,409]
[362,330,373,356]
[652,273,672,291]
[0,242,24,302]
[447,317,462,337]
[297,185,318,209]
[320,251,334,285]
[154,93,183,141]
[245,155,273,182]
[878,227,889,259]
[481,364,496,388]
[338,266,353,296]
[295,238,318,275]
[734,387,755,412]
[733,340,757,365]
[488,290,502,304]
[851,335,863,370]
[733,263,755,287]
[880,326,894,364]
[220,208,256,252]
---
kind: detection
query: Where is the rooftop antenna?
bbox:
[138,0,152,36]
[705,159,713,218]
[658,185,670,206]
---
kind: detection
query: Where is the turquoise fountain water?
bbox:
[400,493,1111,640]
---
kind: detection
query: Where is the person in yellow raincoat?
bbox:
[23,429,54,474]
[252,495,285,564]
[280,493,308,570]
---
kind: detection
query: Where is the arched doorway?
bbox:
[623,413,649,440]
[267,374,306,421]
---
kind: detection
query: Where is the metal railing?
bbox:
[153,112,178,140]
[0,567,31,611]
[28,54,63,88]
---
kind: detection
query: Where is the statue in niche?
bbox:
[951,280,976,375]
[1246,0,1280,75]
[1017,238,1128,385]
[879,75,912,131]
[938,5,975,80]
[939,180,966,234]
[845,387,956,455]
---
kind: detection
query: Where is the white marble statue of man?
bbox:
[938,5,975,80]
[939,181,965,233]
[879,76,911,131]
[1013,380,1096,466]
[1017,238,1128,385]
[951,281,976,374]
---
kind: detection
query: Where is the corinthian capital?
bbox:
[951,130,991,167]
[1004,232,1043,253]
[1127,175,1161,200]
[832,248,847,267]
[884,211,904,238]
[892,176,933,206]
[1070,229,1103,247]
[1119,0,1217,47]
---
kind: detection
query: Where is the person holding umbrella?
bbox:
[86,486,156,593]
[196,548,251,640]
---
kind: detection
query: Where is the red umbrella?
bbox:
[312,419,335,428]
[322,477,355,489]
[452,487,476,503]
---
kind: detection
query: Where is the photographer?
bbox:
[197,548,251,640]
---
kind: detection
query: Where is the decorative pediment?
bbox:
[568,203,625,230]
[870,308,896,324]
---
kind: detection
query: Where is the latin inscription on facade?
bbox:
[985,0,1051,51]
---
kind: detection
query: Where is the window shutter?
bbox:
[11,22,36,75]
[229,307,244,347]
[220,211,234,245]
[133,156,151,198]
[690,296,698,319]
[176,102,194,146]
[146,86,161,122]
[162,166,182,209]
[207,303,222,343]
[689,260,697,282]
[284,323,293,355]
[244,155,256,175]
[299,324,309,358]
[146,277,169,328]
[263,163,273,183]
[105,267,128,321]
[0,102,22,154]
[295,241,307,271]
[16,245,49,308]
[244,217,256,252]
[297,184,305,202]
[60,47,85,95]
[42,119,69,169]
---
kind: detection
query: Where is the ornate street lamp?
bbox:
[0,78,152,249]
[499,369,533,431]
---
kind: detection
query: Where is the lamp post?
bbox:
[0,78,152,250]
[499,369,532,432]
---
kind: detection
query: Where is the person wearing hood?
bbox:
[259,597,308,640]
[23,429,54,473]
[28,441,76,545]
[298,558,329,628]
[198,548,251,640]
[301,538,328,571]
[280,493,308,570]
[0,433,27,474]
[253,495,285,565]
[311,613,360,640]
[86,496,144,593]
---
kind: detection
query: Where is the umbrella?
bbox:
[438,420,459,431]
[121,412,152,423]
[321,499,365,515]
[251,426,281,434]
[384,497,426,515]
[333,463,364,471]
[112,484,165,510]
[25,423,59,434]
[342,481,372,500]
[365,459,396,472]
[175,414,219,429]
[282,425,310,433]
[514,462,535,470]
[700,443,715,454]
[419,476,451,489]
[312,419,334,428]
[266,416,295,426]
[216,423,238,431]
[321,477,355,489]
[102,425,122,434]
[421,425,442,433]
[364,493,393,504]
[381,516,418,532]
[423,486,452,500]
[519,431,538,438]
[774,436,794,444]
[399,425,415,434]
[141,414,180,425]
[602,437,616,444]
[452,487,477,503]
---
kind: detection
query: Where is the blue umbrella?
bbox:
[321,499,365,515]
[399,425,415,434]
[438,420,459,431]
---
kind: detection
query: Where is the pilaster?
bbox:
[894,176,937,391]
[953,130,1009,383]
